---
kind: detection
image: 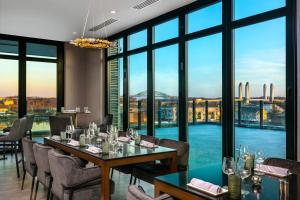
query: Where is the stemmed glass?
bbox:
[222,157,236,175]
[255,149,265,165]
[239,145,249,161]
[237,158,251,196]
[127,128,133,139]
[66,125,72,141]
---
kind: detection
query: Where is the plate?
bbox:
[187,183,228,197]
[254,168,292,178]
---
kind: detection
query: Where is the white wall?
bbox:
[64,43,105,127]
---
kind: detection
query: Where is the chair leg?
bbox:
[110,169,114,179]
[133,176,137,184]
[30,175,35,200]
[34,180,39,200]
[21,171,26,190]
[47,177,53,200]
[129,174,133,185]
[30,130,32,140]
[14,142,20,178]
[49,192,54,200]
[19,139,25,174]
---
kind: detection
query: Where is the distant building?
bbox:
[263,84,267,101]
[238,82,243,101]
[245,82,250,104]
[270,83,275,102]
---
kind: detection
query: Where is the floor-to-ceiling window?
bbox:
[26,43,58,132]
[0,36,64,135]
[128,52,147,134]
[106,0,297,169]
[154,44,179,140]
[234,17,286,158]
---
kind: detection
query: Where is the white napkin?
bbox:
[67,139,80,147]
[86,146,102,154]
[139,140,157,148]
[190,178,222,194]
[256,164,289,176]
[51,135,61,141]
[118,136,130,142]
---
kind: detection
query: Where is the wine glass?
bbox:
[239,145,249,161]
[127,128,133,138]
[237,158,251,196]
[255,149,265,165]
[65,125,72,141]
[222,157,236,175]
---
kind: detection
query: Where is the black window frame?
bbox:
[0,33,64,123]
[105,0,297,160]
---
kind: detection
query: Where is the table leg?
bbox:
[170,153,178,173]
[154,182,162,198]
[100,165,110,200]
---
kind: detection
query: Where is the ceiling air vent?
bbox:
[133,0,160,10]
[89,18,118,31]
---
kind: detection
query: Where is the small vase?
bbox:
[228,174,241,199]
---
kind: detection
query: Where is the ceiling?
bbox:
[0,0,196,42]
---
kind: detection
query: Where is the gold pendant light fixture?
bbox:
[70,0,114,49]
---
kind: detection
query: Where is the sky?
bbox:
[127,1,286,98]
[0,1,286,99]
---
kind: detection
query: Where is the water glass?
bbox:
[256,149,265,165]
[222,157,236,175]
[239,145,249,161]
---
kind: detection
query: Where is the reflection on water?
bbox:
[154,125,285,170]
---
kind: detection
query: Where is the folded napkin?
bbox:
[99,132,108,138]
[256,164,289,176]
[118,136,130,142]
[67,139,80,147]
[86,146,102,154]
[51,135,61,141]
[189,178,222,194]
[139,140,157,148]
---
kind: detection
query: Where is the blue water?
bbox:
[155,125,286,170]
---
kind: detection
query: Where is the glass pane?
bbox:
[0,39,18,56]
[128,29,147,50]
[129,52,147,134]
[187,2,222,34]
[234,0,285,20]
[26,43,57,59]
[108,38,123,56]
[0,59,18,130]
[108,58,124,130]
[188,33,222,171]
[154,44,178,140]
[26,61,57,133]
[234,18,286,159]
[154,18,178,43]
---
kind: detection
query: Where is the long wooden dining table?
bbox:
[44,137,178,200]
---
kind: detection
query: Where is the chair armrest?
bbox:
[68,166,101,187]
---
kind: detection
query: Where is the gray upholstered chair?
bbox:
[48,149,115,200]
[98,114,113,132]
[0,117,27,178]
[132,139,189,184]
[21,137,37,200]
[263,157,300,175]
[25,115,34,139]
[49,116,72,136]
[33,143,53,200]
[112,134,160,184]
[127,185,173,200]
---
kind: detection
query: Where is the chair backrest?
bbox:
[7,117,27,141]
[263,157,300,175]
[103,114,113,126]
[22,137,36,172]
[33,143,52,185]
[48,149,85,198]
[127,185,153,200]
[49,116,72,136]
[24,115,34,131]
[159,139,189,170]
[56,113,76,127]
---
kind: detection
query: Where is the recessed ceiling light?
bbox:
[72,32,77,35]
[110,10,116,14]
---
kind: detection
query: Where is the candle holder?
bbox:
[228,174,241,199]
